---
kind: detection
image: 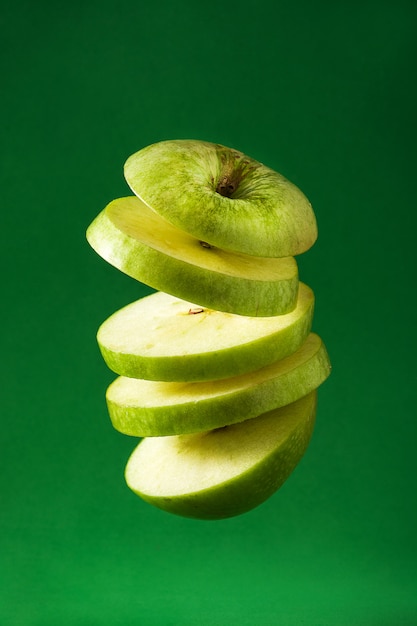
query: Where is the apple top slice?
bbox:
[124,140,317,258]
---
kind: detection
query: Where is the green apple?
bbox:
[97,282,315,382]
[106,333,330,436]
[125,391,317,520]
[86,196,299,317]
[124,140,317,258]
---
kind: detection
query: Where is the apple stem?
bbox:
[216,176,237,197]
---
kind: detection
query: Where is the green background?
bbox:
[1,1,416,624]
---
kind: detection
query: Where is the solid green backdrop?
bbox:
[1,1,416,624]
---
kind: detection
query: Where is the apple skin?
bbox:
[106,333,330,436]
[124,140,317,258]
[97,283,315,382]
[86,196,299,317]
[125,391,317,520]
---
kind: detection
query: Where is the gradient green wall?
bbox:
[1,1,416,624]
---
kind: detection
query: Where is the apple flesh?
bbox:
[86,196,299,317]
[124,140,317,258]
[125,391,317,520]
[97,282,315,382]
[106,333,330,436]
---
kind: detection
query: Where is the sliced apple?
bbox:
[86,196,299,317]
[106,333,330,436]
[124,140,317,258]
[97,282,315,382]
[125,391,317,520]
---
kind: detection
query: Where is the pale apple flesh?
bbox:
[96,283,315,382]
[106,333,330,436]
[124,140,317,258]
[86,196,299,317]
[125,392,317,520]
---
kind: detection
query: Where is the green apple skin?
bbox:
[86,196,299,317]
[106,333,330,436]
[125,391,317,520]
[124,140,317,258]
[97,283,315,382]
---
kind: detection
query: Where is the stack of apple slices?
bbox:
[87,140,331,520]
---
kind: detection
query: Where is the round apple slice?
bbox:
[97,282,314,382]
[125,391,317,520]
[86,196,299,317]
[124,140,317,258]
[107,333,330,436]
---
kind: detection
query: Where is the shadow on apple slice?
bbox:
[125,391,317,520]
[97,283,314,382]
[86,196,299,317]
[107,333,330,436]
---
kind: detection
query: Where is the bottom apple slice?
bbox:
[125,391,317,520]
